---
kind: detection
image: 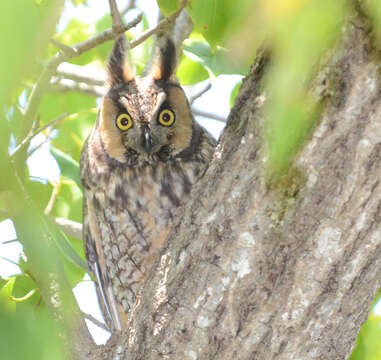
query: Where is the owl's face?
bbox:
[99,36,193,164]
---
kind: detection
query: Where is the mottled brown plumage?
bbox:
[80,35,216,331]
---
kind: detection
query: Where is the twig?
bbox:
[56,63,105,86]
[44,183,60,216]
[53,217,83,240]
[121,0,136,15]
[190,82,212,104]
[129,2,187,49]
[27,133,51,158]
[12,112,69,157]
[82,311,109,332]
[49,79,105,97]
[50,39,78,57]
[109,0,124,33]
[191,108,227,123]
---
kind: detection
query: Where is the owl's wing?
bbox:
[83,194,123,332]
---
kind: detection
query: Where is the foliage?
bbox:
[0,0,380,358]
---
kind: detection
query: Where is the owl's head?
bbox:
[98,35,193,163]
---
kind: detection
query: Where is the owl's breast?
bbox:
[89,160,200,314]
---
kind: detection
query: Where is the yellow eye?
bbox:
[116,113,133,131]
[158,109,175,126]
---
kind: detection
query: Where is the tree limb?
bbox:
[12,112,69,157]
[189,82,212,104]
[56,63,105,86]
[109,0,124,34]
[129,2,188,49]
[82,311,109,332]
[53,217,83,241]
[191,108,226,122]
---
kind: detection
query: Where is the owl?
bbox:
[80,35,216,331]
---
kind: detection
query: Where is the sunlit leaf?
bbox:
[183,38,248,78]
[25,178,53,212]
[0,277,16,310]
[12,274,40,310]
[365,0,381,43]
[157,0,180,16]
[50,147,81,187]
[350,314,381,360]
[71,0,87,5]
[55,19,94,65]
[263,0,348,175]
[187,0,253,48]
[0,0,63,107]
[230,80,242,108]
[176,56,209,85]
[40,215,88,274]
[0,298,65,360]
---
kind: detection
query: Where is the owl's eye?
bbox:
[116,113,133,131]
[158,109,175,127]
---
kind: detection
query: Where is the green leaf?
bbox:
[25,178,52,212]
[52,180,83,223]
[41,215,88,274]
[350,314,381,360]
[177,56,209,85]
[71,0,87,5]
[365,0,381,43]
[230,80,242,108]
[187,0,252,48]
[12,274,40,310]
[0,277,16,310]
[55,19,95,65]
[0,0,63,107]
[50,147,81,188]
[157,0,180,16]
[0,298,65,360]
[183,38,248,77]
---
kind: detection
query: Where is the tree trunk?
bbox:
[93,13,381,360]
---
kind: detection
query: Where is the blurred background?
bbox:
[0,0,380,358]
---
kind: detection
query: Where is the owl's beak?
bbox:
[142,128,153,154]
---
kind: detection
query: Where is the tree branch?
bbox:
[49,79,105,97]
[189,82,211,104]
[82,312,109,332]
[109,0,124,33]
[121,0,136,15]
[12,112,69,157]
[53,217,83,240]
[191,108,226,122]
[56,63,104,86]
[129,1,188,49]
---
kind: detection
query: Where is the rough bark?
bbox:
[89,13,381,360]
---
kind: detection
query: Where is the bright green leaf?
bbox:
[230,80,242,108]
[71,0,87,5]
[157,0,180,16]
[177,56,209,85]
[50,147,81,188]
[350,314,381,360]
[51,179,83,223]
[25,178,52,212]
[41,215,88,274]
[187,0,252,48]
[183,38,248,77]
[0,277,16,310]
[0,298,65,360]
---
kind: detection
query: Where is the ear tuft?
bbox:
[106,35,135,87]
[150,36,176,82]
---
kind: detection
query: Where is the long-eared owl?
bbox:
[80,35,216,331]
